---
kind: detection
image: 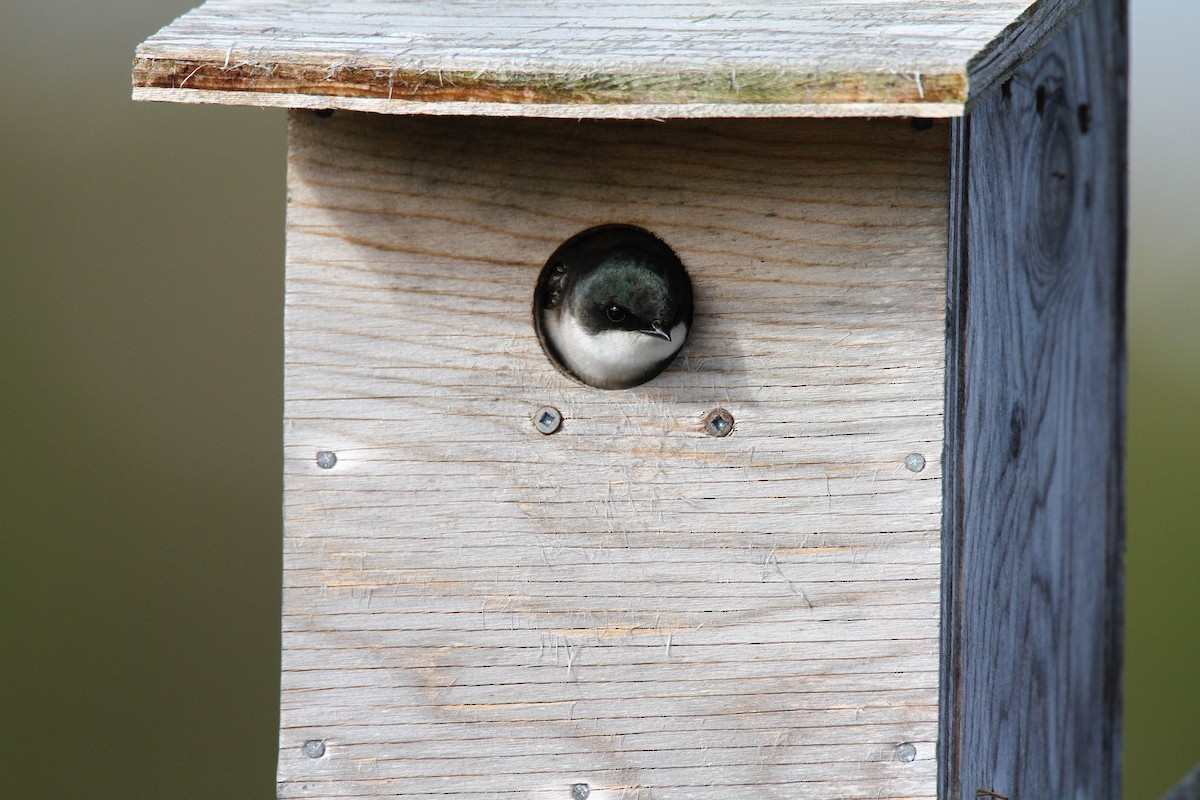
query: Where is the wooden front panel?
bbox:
[280,111,947,800]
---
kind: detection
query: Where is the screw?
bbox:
[895,742,917,762]
[302,740,326,758]
[905,452,926,473]
[571,784,591,800]
[703,408,734,438]
[534,406,563,435]
[316,451,338,469]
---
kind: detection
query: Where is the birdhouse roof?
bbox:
[133,0,1079,118]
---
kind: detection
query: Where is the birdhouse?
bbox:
[133,2,1126,799]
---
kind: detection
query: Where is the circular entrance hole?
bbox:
[533,225,693,389]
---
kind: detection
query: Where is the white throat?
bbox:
[546,314,687,389]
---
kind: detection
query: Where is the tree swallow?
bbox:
[535,225,693,390]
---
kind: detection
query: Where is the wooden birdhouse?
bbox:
[133,2,1126,798]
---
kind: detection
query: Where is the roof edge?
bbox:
[132,54,969,118]
[966,0,1090,103]
[132,85,965,120]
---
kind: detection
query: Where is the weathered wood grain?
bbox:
[280,113,949,798]
[133,0,1085,118]
[131,87,966,120]
[966,0,1094,103]
[940,0,1126,797]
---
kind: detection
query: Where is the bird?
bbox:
[535,225,693,390]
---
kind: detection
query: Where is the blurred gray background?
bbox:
[2,1,1195,797]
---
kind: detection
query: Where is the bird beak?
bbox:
[643,322,672,341]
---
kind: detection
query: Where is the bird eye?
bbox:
[605,305,628,322]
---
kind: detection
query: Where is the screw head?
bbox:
[302,740,326,759]
[895,742,917,762]
[571,784,591,800]
[534,406,563,435]
[703,408,734,438]
[905,452,926,473]
[316,451,338,469]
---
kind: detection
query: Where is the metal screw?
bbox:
[316,451,338,469]
[571,784,591,800]
[703,408,734,438]
[302,740,326,759]
[895,742,917,763]
[905,452,926,473]
[534,406,563,435]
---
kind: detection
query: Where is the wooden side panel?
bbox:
[280,112,949,799]
[942,0,1127,797]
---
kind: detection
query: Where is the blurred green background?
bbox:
[1,1,1195,797]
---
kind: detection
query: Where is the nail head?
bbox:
[302,740,326,759]
[571,784,591,800]
[316,451,338,469]
[905,452,926,472]
[895,742,917,762]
